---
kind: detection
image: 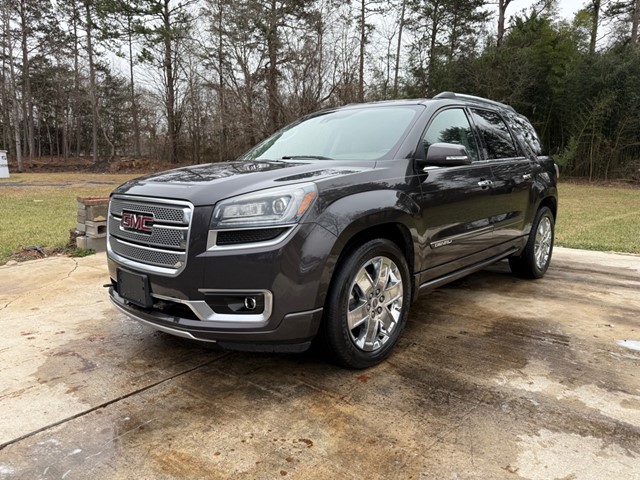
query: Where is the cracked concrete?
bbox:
[0,248,639,479]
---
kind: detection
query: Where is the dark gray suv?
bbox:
[107,92,558,368]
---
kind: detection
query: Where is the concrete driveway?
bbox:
[1,248,639,480]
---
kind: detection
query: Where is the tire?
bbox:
[322,239,411,369]
[509,206,555,279]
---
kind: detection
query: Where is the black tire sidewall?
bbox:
[323,239,411,369]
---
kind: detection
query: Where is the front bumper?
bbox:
[110,288,323,352]
[107,217,338,351]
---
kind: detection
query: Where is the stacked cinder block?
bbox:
[76,196,109,251]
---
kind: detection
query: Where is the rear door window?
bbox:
[470,109,519,160]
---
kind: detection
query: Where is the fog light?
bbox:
[204,292,265,314]
[244,296,257,311]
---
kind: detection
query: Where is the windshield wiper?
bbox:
[281,155,333,160]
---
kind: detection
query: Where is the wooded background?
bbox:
[1,0,639,179]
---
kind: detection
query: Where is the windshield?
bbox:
[241,106,421,161]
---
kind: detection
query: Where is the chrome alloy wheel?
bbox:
[347,256,404,352]
[534,215,553,271]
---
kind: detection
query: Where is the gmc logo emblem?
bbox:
[121,211,154,234]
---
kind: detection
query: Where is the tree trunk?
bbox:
[358,0,366,102]
[448,8,459,63]
[62,107,68,160]
[71,0,81,157]
[427,10,439,95]
[19,0,35,159]
[85,0,99,164]
[163,0,178,163]
[5,4,24,172]
[266,0,280,132]
[590,0,600,54]
[217,0,227,162]
[631,0,640,46]
[1,9,10,152]
[497,0,512,48]
[128,16,141,157]
[393,0,406,99]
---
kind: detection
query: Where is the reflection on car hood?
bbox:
[136,161,290,183]
[112,160,373,206]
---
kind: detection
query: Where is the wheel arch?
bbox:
[316,219,416,311]
[538,195,558,220]
[318,224,415,368]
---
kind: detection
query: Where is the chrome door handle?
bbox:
[477,180,493,188]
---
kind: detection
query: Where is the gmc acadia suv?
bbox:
[107,92,558,368]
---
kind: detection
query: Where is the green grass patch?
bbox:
[0,173,137,264]
[555,182,640,254]
[1,173,638,265]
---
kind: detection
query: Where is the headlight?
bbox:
[210,183,318,228]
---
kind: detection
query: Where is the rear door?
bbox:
[468,108,537,245]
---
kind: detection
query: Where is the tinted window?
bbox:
[512,115,543,156]
[242,106,420,161]
[422,108,479,162]
[470,109,518,160]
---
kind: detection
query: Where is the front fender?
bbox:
[310,189,421,307]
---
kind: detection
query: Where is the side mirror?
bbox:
[424,143,472,167]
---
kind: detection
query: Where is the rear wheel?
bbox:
[322,239,411,369]
[509,206,555,279]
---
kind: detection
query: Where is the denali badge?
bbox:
[431,239,453,249]
[121,211,154,234]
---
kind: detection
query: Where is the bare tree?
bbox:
[632,0,640,45]
[606,0,640,45]
[16,0,35,158]
[589,0,602,54]
[497,0,513,48]
[3,0,24,171]
[84,0,99,164]
[393,0,406,98]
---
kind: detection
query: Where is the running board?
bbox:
[418,247,518,292]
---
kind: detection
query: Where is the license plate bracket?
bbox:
[117,268,152,308]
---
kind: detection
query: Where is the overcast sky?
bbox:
[500,0,586,19]
[557,0,586,18]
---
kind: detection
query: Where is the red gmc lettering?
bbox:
[121,212,153,233]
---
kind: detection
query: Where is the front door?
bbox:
[416,108,498,278]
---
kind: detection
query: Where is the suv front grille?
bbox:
[109,199,187,224]
[108,195,193,275]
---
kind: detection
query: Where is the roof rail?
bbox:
[433,91,515,112]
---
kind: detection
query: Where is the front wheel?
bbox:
[509,206,555,279]
[322,239,411,369]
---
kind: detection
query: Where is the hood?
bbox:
[112,160,375,206]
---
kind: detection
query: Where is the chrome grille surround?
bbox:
[108,195,194,276]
